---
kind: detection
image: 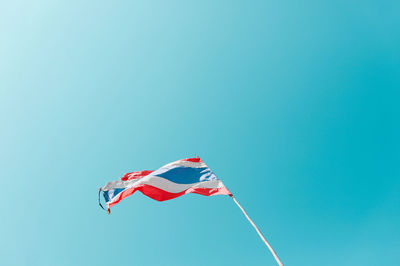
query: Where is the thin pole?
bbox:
[230,195,284,266]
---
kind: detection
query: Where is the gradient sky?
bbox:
[1,1,399,265]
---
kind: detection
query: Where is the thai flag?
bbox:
[100,157,232,213]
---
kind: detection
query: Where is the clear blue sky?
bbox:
[1,1,399,265]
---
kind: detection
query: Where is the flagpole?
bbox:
[230,195,284,266]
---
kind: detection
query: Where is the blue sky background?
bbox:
[1,1,399,265]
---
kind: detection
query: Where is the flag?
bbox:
[99,157,232,213]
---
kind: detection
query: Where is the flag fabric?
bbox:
[100,157,232,213]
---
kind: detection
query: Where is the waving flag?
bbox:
[98,157,284,265]
[99,157,232,213]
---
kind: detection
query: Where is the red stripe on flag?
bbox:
[121,170,154,181]
[180,157,203,163]
[108,185,231,209]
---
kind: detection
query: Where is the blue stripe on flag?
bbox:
[103,188,125,203]
[152,166,218,184]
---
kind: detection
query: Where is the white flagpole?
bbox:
[230,195,284,266]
